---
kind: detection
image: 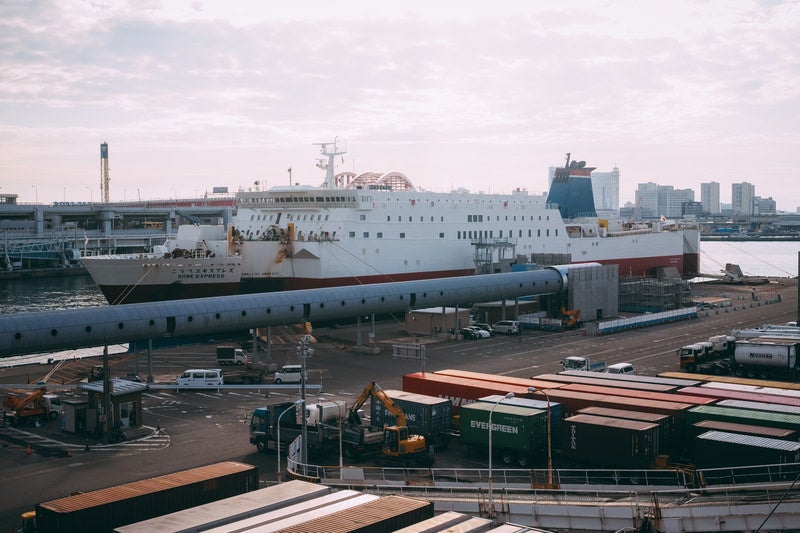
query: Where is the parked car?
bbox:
[460,326,489,339]
[605,362,635,374]
[473,323,495,336]
[492,320,520,335]
[274,364,303,384]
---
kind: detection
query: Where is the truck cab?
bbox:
[216,346,248,366]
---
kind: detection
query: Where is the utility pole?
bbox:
[297,335,314,466]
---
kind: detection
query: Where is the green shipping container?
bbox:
[686,405,800,433]
[459,402,545,454]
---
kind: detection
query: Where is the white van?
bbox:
[606,363,635,375]
[274,364,303,384]
[176,368,223,389]
[492,320,520,335]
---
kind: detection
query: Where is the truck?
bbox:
[223,364,268,384]
[561,356,605,372]
[730,339,800,380]
[677,335,736,374]
[216,346,248,366]
[249,400,353,457]
[2,387,64,425]
[249,382,435,467]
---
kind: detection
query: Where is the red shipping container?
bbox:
[561,383,716,406]
[675,386,800,407]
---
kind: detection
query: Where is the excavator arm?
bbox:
[349,381,408,427]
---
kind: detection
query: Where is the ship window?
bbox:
[538,229,541,237]
[377,232,382,238]
[490,231,493,238]
[519,230,522,237]
[400,233,406,238]
[468,215,472,222]
[547,229,550,236]
[387,216,391,222]
[499,230,503,238]
[360,214,366,221]
[479,215,483,222]
[555,229,558,236]
[363,232,369,238]
[439,232,444,238]
[458,231,461,239]
[349,231,355,238]
[316,197,324,201]
[528,230,532,237]
[441,217,444,222]
[430,217,434,222]
[539,216,542,221]
[325,215,329,220]
[420,216,423,222]
[398,216,401,221]
[514,216,517,221]
[408,216,412,222]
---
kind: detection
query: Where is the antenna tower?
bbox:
[100,142,110,203]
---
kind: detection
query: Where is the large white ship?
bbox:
[83,142,700,304]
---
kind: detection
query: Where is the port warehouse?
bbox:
[28,369,800,532]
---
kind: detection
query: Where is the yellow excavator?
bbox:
[349,382,434,467]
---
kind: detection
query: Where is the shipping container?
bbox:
[36,461,259,533]
[562,414,660,468]
[577,406,674,454]
[277,495,434,533]
[402,372,536,414]
[658,372,800,391]
[369,389,453,447]
[532,373,679,393]
[694,430,800,469]
[559,383,716,406]
[686,405,800,433]
[675,386,800,407]
[392,511,493,533]
[115,480,331,532]
[478,394,564,447]
[433,368,564,391]
[559,369,701,388]
[716,399,800,416]
[691,419,797,440]
[459,402,546,467]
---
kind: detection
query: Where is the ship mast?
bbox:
[313,138,346,189]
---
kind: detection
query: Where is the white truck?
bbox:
[216,346,248,366]
[677,335,736,374]
[561,356,606,372]
[731,339,800,380]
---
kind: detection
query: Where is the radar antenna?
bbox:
[313,138,347,189]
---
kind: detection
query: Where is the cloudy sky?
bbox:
[2,0,798,210]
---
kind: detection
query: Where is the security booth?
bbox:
[61,397,89,434]
[80,378,146,436]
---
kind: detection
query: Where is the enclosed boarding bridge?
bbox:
[0,267,573,356]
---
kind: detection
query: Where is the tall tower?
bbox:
[100,142,110,203]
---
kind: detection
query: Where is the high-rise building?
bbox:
[700,182,720,214]
[635,183,693,218]
[732,182,755,215]
[589,166,620,216]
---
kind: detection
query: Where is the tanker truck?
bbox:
[730,338,800,380]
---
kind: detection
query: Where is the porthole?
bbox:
[241,311,247,317]
[290,306,295,312]
[188,316,193,322]
[14,332,21,340]
[149,320,155,326]
[320,303,325,309]
[341,301,346,306]
[50,329,58,336]
[380,297,385,302]
[267,308,272,314]
[361,299,366,304]
[117,323,124,329]
[215,313,221,319]
[85,325,92,333]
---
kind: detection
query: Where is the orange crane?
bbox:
[3,387,62,425]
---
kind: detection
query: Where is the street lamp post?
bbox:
[488,392,514,518]
[529,387,553,488]
[31,185,38,204]
[277,400,302,481]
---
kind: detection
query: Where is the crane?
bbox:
[349,382,434,467]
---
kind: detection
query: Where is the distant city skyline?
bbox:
[2,1,798,210]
